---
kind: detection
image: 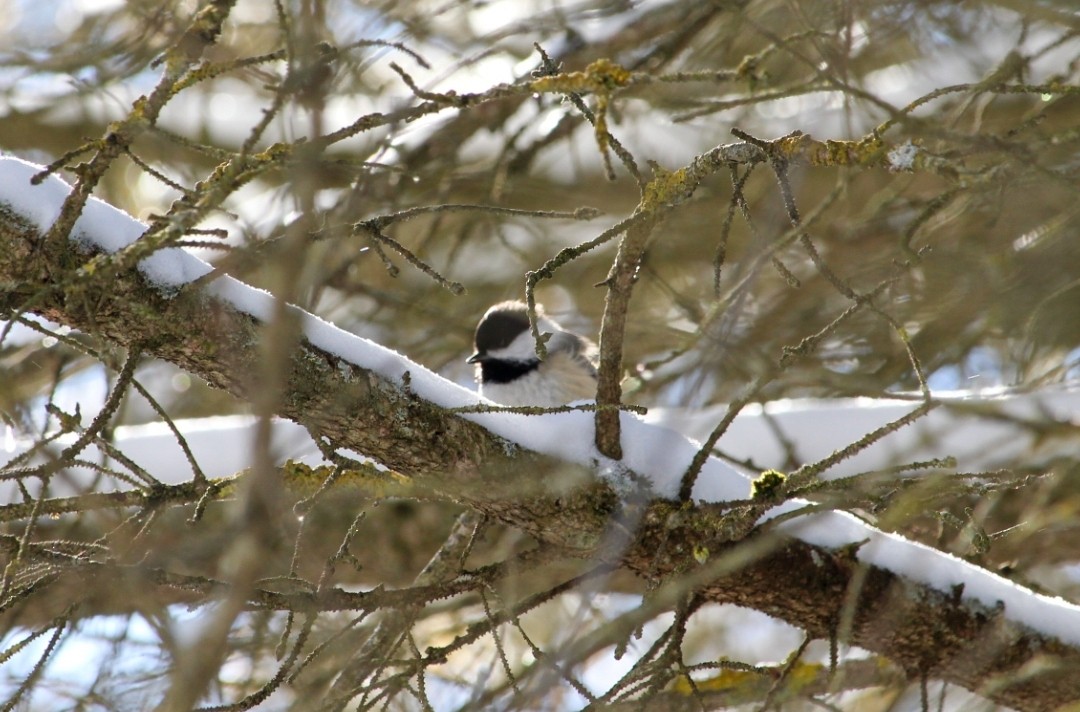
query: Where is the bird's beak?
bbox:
[466,352,485,364]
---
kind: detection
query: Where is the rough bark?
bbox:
[2,206,1079,711]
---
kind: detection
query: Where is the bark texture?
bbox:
[2,205,1079,711]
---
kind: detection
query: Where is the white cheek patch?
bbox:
[488,321,557,362]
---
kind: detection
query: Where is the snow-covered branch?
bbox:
[3,156,1080,710]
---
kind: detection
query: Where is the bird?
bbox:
[467,300,598,407]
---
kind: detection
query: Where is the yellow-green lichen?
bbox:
[773,132,887,168]
[750,469,787,500]
[282,459,418,499]
[529,58,631,94]
[642,165,695,206]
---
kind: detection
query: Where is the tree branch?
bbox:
[1,201,1079,711]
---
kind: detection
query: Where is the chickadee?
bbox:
[468,301,598,406]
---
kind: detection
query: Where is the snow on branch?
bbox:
[3,155,1080,708]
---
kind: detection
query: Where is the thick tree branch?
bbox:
[1,207,1079,711]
